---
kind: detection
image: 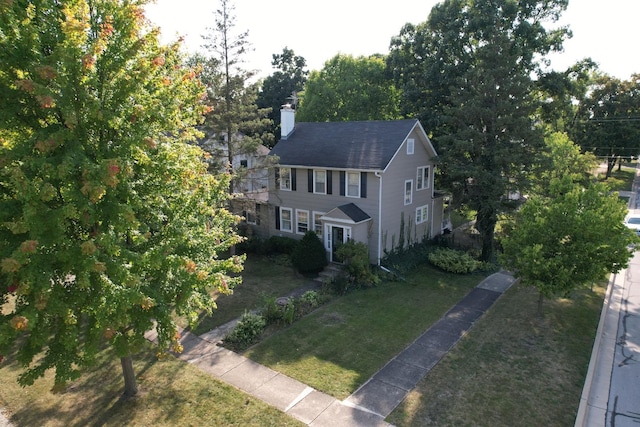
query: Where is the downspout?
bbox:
[375,171,383,265]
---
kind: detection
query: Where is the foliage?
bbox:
[388,0,570,262]
[296,54,401,122]
[199,0,274,192]
[427,248,483,274]
[335,240,379,288]
[0,0,243,396]
[223,311,265,348]
[265,236,298,255]
[256,47,308,145]
[500,136,636,311]
[572,73,640,177]
[290,231,328,275]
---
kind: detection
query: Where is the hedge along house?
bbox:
[265,105,447,264]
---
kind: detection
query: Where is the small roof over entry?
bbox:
[321,203,371,224]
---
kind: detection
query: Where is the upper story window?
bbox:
[404,180,413,205]
[240,159,248,168]
[406,138,415,155]
[346,171,360,198]
[314,170,326,194]
[416,166,430,190]
[279,167,291,191]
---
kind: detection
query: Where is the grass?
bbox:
[185,254,309,335]
[0,341,303,427]
[245,264,487,399]
[601,160,636,192]
[386,280,605,426]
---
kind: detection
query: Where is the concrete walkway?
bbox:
[146,271,516,427]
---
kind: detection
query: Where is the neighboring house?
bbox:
[196,129,270,236]
[261,105,447,264]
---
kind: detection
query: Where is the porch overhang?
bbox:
[320,203,371,225]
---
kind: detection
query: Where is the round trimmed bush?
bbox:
[291,231,328,275]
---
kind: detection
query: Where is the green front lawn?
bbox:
[186,254,309,335]
[387,280,605,426]
[245,264,486,399]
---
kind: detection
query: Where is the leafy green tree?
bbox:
[296,54,401,122]
[0,0,243,397]
[500,134,635,313]
[572,74,640,177]
[535,59,598,133]
[201,0,273,193]
[257,47,308,146]
[389,0,570,262]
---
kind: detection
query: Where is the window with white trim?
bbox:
[407,138,415,155]
[314,170,326,194]
[346,171,360,198]
[416,166,430,190]
[416,205,429,224]
[280,207,293,232]
[280,167,291,191]
[296,209,309,234]
[313,212,324,236]
[404,180,413,205]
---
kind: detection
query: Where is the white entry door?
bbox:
[325,225,351,262]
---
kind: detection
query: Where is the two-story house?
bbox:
[262,106,446,264]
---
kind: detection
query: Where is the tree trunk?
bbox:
[476,205,497,262]
[537,292,544,317]
[120,355,138,398]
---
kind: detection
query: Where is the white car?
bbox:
[624,215,640,235]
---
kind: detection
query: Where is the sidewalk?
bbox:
[146,271,516,427]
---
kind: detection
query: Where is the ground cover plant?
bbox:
[245,263,486,399]
[386,280,606,426]
[0,341,303,427]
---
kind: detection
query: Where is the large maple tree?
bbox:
[0,0,243,397]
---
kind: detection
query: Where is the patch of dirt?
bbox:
[319,312,346,326]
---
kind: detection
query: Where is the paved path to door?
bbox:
[146,271,516,427]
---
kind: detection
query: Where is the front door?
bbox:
[326,225,350,263]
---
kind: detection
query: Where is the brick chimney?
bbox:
[280,104,295,140]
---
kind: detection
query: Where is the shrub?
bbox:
[427,247,482,274]
[291,231,328,275]
[265,236,298,254]
[223,311,265,348]
[260,296,282,325]
[336,240,380,288]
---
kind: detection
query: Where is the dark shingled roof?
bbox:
[270,119,419,170]
[336,203,371,223]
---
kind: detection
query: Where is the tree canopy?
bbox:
[296,53,401,122]
[0,0,243,396]
[389,0,571,261]
[257,47,308,145]
[572,74,640,177]
[500,133,636,312]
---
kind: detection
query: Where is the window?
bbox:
[240,159,248,168]
[314,170,326,194]
[416,166,430,190]
[296,209,309,234]
[404,180,413,205]
[280,207,293,232]
[279,167,291,191]
[313,212,324,235]
[416,205,429,224]
[406,138,415,155]
[245,210,256,224]
[346,171,360,198]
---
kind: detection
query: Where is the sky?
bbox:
[145,0,639,81]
